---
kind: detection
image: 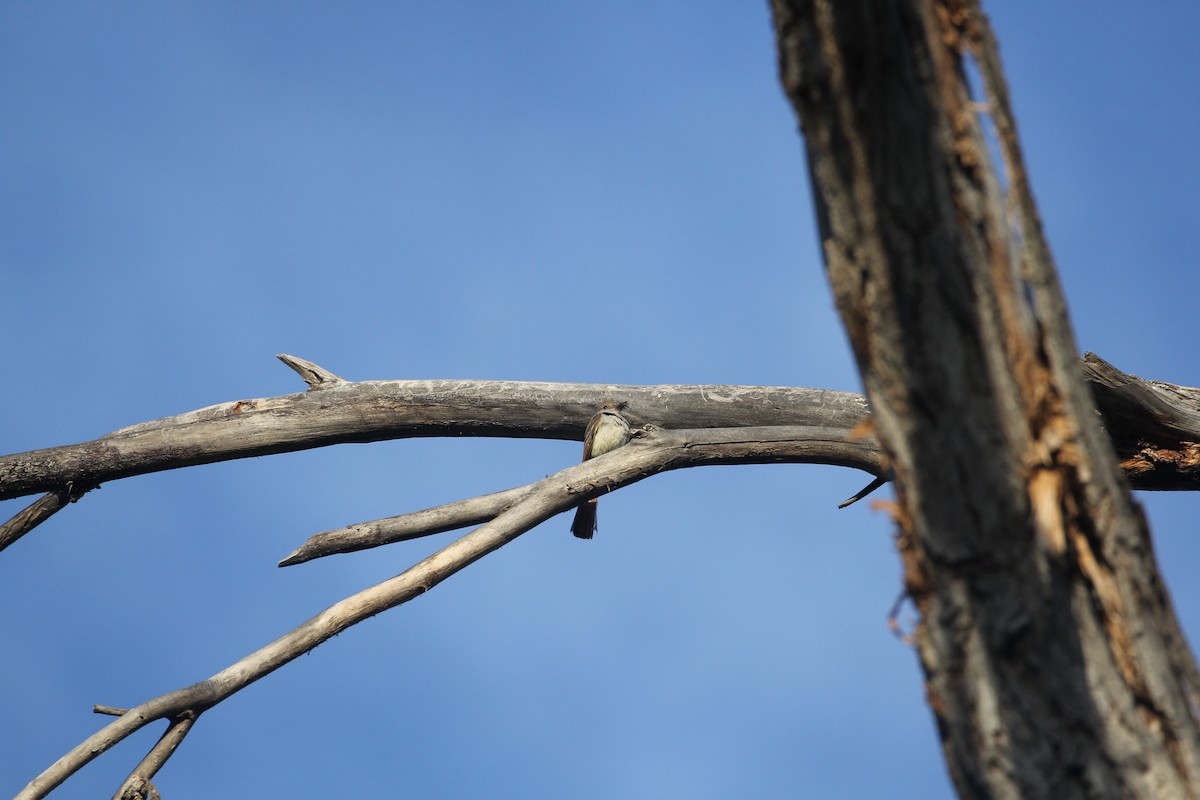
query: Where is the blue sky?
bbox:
[2,3,1198,798]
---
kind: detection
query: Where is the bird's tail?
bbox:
[571,499,597,539]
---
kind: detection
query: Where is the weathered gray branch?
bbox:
[2,346,1196,574]
[0,481,97,554]
[3,351,1197,556]
[113,712,195,800]
[279,485,537,565]
[279,424,884,565]
[7,355,1197,506]
[16,423,877,799]
[6,346,1199,794]
[0,359,869,503]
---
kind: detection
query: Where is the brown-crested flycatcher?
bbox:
[571,401,632,539]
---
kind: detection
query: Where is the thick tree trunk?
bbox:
[770,1,1200,797]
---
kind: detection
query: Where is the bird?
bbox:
[571,401,632,539]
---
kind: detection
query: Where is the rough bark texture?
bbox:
[4,358,1197,509]
[771,1,1200,798]
[1085,353,1200,490]
[0,376,868,502]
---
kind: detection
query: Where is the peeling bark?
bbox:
[1084,352,1200,490]
[770,0,1200,797]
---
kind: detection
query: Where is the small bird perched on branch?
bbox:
[571,401,632,539]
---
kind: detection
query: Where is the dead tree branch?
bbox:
[1084,352,1200,489]
[0,481,98,554]
[5,346,1199,795]
[278,484,537,565]
[15,422,877,799]
[113,712,196,800]
[7,346,1198,797]
[279,423,883,565]
[0,358,870,503]
[2,352,1197,552]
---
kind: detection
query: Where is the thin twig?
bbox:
[0,482,98,553]
[887,589,914,646]
[837,475,889,508]
[279,484,536,566]
[93,705,129,717]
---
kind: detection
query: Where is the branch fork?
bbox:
[8,351,1199,796]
